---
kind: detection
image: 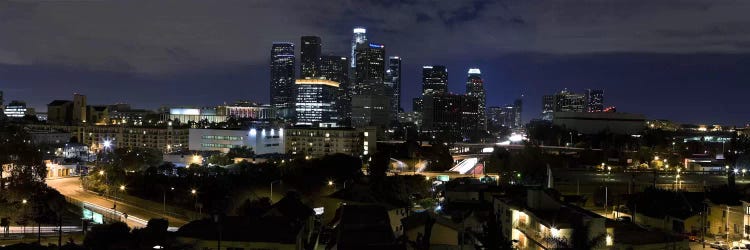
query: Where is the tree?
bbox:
[236,197,272,218]
[83,222,131,249]
[369,151,390,180]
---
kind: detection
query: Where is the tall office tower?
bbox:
[320,55,351,126]
[385,56,402,114]
[422,93,479,142]
[465,68,486,130]
[412,98,423,113]
[300,36,322,78]
[350,27,367,69]
[354,43,386,94]
[270,42,296,121]
[585,89,604,112]
[0,91,4,110]
[294,79,339,126]
[513,98,523,128]
[542,95,554,120]
[487,106,515,129]
[555,89,585,113]
[73,93,87,124]
[422,65,448,95]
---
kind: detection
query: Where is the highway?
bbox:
[46,177,189,229]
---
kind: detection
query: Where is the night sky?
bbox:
[1,0,749,125]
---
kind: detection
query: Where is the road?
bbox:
[46,177,189,228]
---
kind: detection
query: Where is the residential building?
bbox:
[328,204,404,249]
[270,42,296,121]
[285,126,376,158]
[178,195,314,250]
[188,127,284,155]
[494,189,614,250]
[300,36,321,78]
[294,78,339,126]
[29,130,71,145]
[27,124,188,152]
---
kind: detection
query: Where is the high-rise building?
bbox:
[541,90,587,120]
[300,36,322,78]
[513,98,523,128]
[270,42,296,121]
[354,43,386,94]
[542,95,554,120]
[555,90,585,113]
[351,85,391,130]
[465,68,486,130]
[487,106,515,129]
[294,79,339,126]
[350,27,367,69]
[73,93,87,124]
[422,65,448,95]
[585,89,604,112]
[320,56,351,126]
[422,93,479,141]
[385,56,402,114]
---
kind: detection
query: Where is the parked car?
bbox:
[730,246,748,250]
[710,241,728,250]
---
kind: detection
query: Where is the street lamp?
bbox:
[119,185,125,191]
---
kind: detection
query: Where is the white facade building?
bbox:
[188,128,284,155]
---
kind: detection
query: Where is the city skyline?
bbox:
[1,0,750,125]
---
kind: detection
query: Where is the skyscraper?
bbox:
[513,98,523,128]
[385,56,402,114]
[542,95,554,120]
[354,43,386,94]
[300,36,322,78]
[585,89,604,112]
[541,90,586,120]
[422,65,448,95]
[294,79,339,126]
[270,42,296,121]
[320,55,351,126]
[352,42,389,130]
[350,27,367,69]
[422,93,479,141]
[465,68,486,130]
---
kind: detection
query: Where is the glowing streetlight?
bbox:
[99,170,105,176]
[119,185,126,191]
[191,189,197,195]
[734,169,739,174]
[425,176,430,181]
[103,140,112,149]
[22,199,27,204]
[328,180,333,186]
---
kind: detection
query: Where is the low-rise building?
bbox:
[188,127,284,155]
[27,124,188,151]
[29,130,71,145]
[552,111,646,134]
[285,126,376,158]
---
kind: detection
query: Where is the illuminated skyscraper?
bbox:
[300,36,321,78]
[294,79,339,126]
[586,89,604,112]
[422,65,448,95]
[385,56,402,113]
[354,43,385,94]
[320,55,351,126]
[350,27,367,69]
[270,42,295,120]
[465,68,486,130]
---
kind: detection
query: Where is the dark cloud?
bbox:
[1,0,750,124]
